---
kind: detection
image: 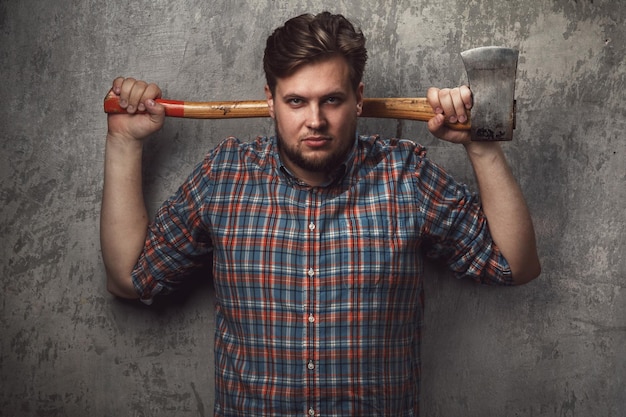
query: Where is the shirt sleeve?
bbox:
[131,155,214,303]
[413,147,513,286]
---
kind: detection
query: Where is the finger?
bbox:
[427,87,443,114]
[112,77,125,95]
[437,88,457,123]
[138,83,162,112]
[449,88,468,124]
[118,78,137,110]
[460,85,472,109]
[127,80,149,114]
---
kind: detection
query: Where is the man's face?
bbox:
[265,55,364,186]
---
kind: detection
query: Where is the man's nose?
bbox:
[305,104,326,130]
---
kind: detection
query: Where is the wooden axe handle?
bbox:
[103,92,470,130]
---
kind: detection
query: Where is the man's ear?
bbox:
[264,85,275,118]
[356,82,364,116]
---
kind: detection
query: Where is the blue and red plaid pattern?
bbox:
[132,135,512,416]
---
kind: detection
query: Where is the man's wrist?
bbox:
[106,132,144,150]
[463,141,504,160]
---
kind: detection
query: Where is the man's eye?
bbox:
[288,98,303,105]
[325,97,341,105]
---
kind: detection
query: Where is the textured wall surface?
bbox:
[1,0,624,415]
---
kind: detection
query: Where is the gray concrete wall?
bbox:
[1,0,624,415]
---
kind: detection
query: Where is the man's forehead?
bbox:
[274,56,353,97]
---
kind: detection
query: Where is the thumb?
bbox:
[427,113,446,136]
[428,113,471,144]
[145,99,165,126]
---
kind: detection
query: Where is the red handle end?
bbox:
[103,92,126,114]
[103,92,185,117]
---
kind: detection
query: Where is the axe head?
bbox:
[461,46,519,141]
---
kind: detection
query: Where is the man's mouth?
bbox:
[302,136,331,148]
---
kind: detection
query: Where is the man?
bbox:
[101,12,540,417]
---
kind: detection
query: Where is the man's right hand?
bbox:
[107,77,165,142]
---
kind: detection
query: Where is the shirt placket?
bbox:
[304,188,321,417]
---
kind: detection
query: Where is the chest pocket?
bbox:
[338,215,404,289]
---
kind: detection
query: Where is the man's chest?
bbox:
[207,179,423,299]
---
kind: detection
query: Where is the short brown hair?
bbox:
[263,12,368,94]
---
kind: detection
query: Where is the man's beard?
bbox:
[275,120,355,174]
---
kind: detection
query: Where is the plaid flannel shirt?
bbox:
[132,134,512,417]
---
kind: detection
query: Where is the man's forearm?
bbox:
[100,135,148,298]
[465,142,541,284]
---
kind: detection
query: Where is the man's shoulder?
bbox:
[357,134,428,162]
[209,136,274,166]
[213,135,272,152]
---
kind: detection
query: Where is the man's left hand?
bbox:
[427,86,472,144]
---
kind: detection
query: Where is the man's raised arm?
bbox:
[100,78,165,298]
[427,86,541,284]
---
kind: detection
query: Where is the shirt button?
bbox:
[307,360,315,370]
[308,222,316,231]
[308,268,315,277]
[308,408,316,416]
[308,314,315,323]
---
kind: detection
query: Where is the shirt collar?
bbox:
[272,134,358,189]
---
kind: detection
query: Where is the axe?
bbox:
[104,46,518,141]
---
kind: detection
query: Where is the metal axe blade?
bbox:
[461,46,519,141]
